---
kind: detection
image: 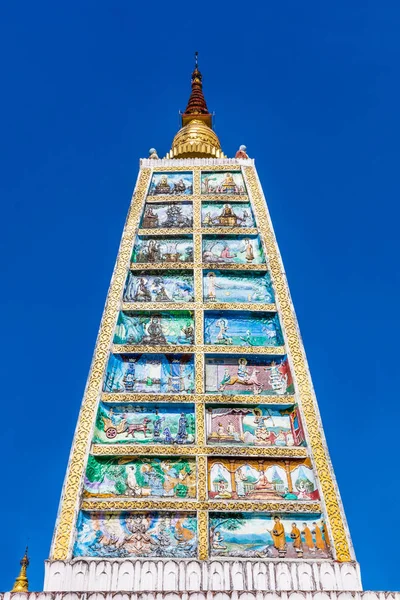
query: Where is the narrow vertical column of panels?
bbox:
[51,168,152,560]
[243,166,352,562]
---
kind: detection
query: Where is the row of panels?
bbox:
[141,201,255,229]
[124,270,274,304]
[147,171,247,196]
[84,455,317,501]
[74,511,331,560]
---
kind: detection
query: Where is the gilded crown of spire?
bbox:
[166,52,225,159]
[11,547,30,593]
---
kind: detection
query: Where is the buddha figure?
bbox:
[221,173,237,194]
[235,144,248,159]
[154,175,171,195]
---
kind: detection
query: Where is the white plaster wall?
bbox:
[43,560,362,593]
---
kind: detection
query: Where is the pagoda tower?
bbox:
[42,56,362,595]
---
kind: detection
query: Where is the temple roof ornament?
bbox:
[166,53,225,159]
[11,547,29,593]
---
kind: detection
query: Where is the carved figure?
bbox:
[291,523,303,556]
[269,516,287,557]
[142,316,167,345]
[235,144,248,159]
[125,417,151,439]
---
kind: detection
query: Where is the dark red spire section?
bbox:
[184,52,209,115]
[181,52,212,128]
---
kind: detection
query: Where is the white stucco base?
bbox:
[4,592,400,600]
[42,560,362,593]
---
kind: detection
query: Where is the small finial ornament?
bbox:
[195,51,198,67]
[148,148,159,159]
[235,144,249,159]
[11,547,30,593]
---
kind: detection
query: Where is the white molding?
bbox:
[140,158,255,167]
[43,559,363,592]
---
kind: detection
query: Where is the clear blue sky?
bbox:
[0,0,398,592]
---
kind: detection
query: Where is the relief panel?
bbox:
[124,270,194,303]
[104,353,195,394]
[206,404,305,447]
[93,402,195,445]
[132,236,193,264]
[205,355,293,396]
[148,172,193,196]
[204,311,283,347]
[202,202,255,228]
[203,269,274,304]
[114,311,194,346]
[209,512,331,559]
[141,202,193,229]
[201,171,246,195]
[84,456,197,499]
[208,458,318,500]
[202,235,265,265]
[74,511,197,558]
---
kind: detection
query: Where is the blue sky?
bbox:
[0,0,398,592]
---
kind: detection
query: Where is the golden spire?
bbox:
[11,547,30,593]
[166,53,225,159]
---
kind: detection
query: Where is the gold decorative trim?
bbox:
[122,302,195,311]
[197,455,207,501]
[145,195,247,203]
[243,166,352,562]
[91,444,308,458]
[111,344,285,355]
[138,228,193,236]
[150,165,242,173]
[51,167,152,559]
[80,499,321,513]
[198,510,208,560]
[101,392,296,405]
[202,262,268,271]
[137,227,258,236]
[130,262,194,270]
[201,227,258,236]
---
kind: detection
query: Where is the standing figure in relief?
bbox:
[302,522,316,553]
[290,523,303,555]
[134,278,152,302]
[269,516,287,556]
[176,413,189,444]
[242,238,255,262]
[312,522,327,553]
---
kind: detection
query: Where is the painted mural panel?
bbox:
[84,456,197,498]
[205,355,293,396]
[132,236,193,263]
[201,202,255,228]
[203,270,274,304]
[104,354,194,394]
[209,513,331,559]
[202,236,265,264]
[114,311,194,346]
[208,458,318,500]
[74,511,197,558]
[93,402,195,445]
[201,171,246,195]
[204,311,283,347]
[148,172,193,196]
[141,202,193,228]
[206,405,305,447]
[124,271,194,303]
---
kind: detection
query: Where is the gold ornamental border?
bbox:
[243,166,352,562]
[145,194,249,203]
[101,392,296,404]
[111,343,285,355]
[90,443,308,459]
[121,302,277,312]
[130,262,269,271]
[81,499,321,513]
[137,227,258,236]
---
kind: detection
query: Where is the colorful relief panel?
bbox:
[84,456,197,499]
[124,271,194,303]
[94,402,195,445]
[209,513,330,559]
[74,512,197,558]
[148,172,193,196]
[114,311,194,346]
[201,171,246,195]
[104,354,194,394]
[202,236,265,264]
[203,270,274,303]
[208,458,318,500]
[141,202,193,229]
[205,355,293,396]
[204,311,283,347]
[206,405,304,447]
[132,236,193,263]
[202,203,255,228]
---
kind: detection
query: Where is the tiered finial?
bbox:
[183,51,210,117]
[11,547,30,593]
